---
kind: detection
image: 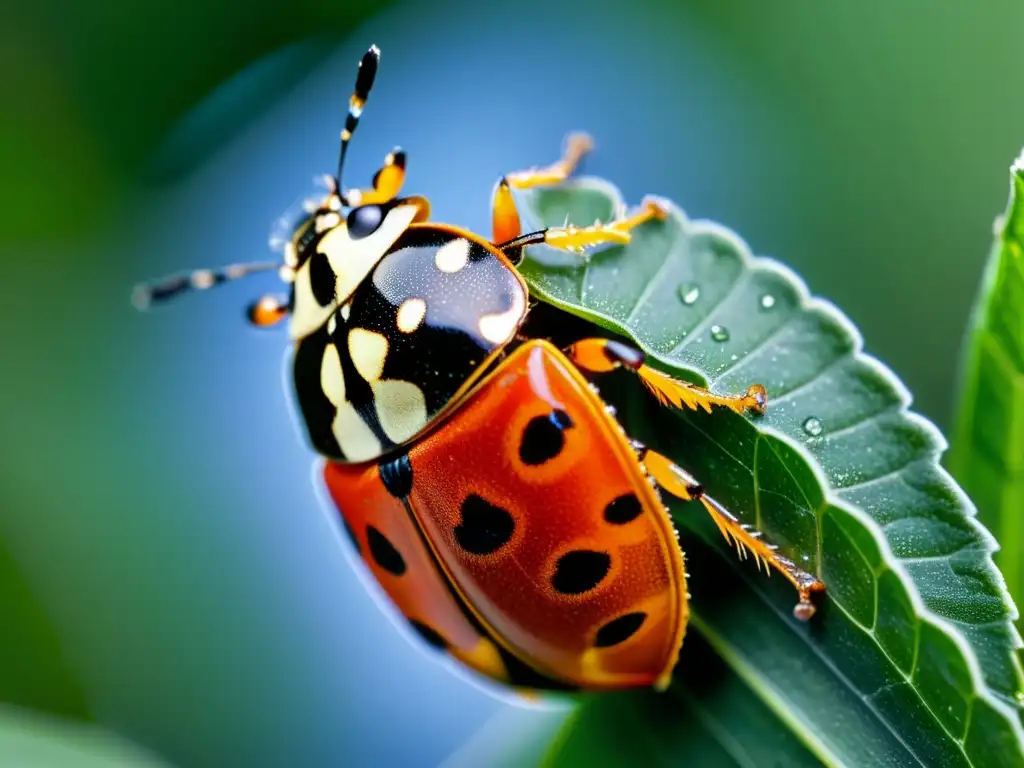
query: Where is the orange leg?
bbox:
[246,294,290,327]
[491,133,668,263]
[566,337,767,416]
[341,149,408,207]
[642,448,825,620]
[492,132,593,243]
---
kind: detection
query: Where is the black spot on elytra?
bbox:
[378,454,414,498]
[552,550,611,595]
[454,495,515,555]
[594,612,647,647]
[519,410,573,466]
[604,493,642,525]
[409,620,448,651]
[341,518,361,555]
[308,251,336,307]
[417,539,578,692]
[366,525,406,575]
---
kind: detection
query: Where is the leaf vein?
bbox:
[670,272,749,355]
[710,312,800,384]
[768,354,854,403]
[625,237,686,324]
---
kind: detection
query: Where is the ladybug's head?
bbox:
[132,44,428,339]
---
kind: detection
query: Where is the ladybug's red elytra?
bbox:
[136,45,825,693]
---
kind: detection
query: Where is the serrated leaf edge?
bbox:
[521,177,1024,760]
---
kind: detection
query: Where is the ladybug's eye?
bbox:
[347,205,384,239]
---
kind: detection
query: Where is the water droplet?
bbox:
[710,325,730,342]
[802,417,823,437]
[760,294,776,310]
[678,283,700,305]
[801,554,811,563]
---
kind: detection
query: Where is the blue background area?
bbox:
[2,0,1024,765]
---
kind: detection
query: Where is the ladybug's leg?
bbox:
[491,133,668,263]
[491,132,592,248]
[339,149,408,207]
[245,294,289,327]
[506,131,594,191]
[566,338,767,416]
[496,197,667,265]
[640,446,825,620]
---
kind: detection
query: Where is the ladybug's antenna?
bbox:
[336,45,380,206]
[131,261,279,311]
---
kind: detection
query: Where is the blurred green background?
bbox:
[2,1,1022,766]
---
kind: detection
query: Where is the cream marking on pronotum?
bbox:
[288,203,420,341]
[478,289,527,344]
[318,342,382,460]
[396,297,428,333]
[316,212,342,232]
[348,328,389,382]
[434,238,471,273]
[373,379,428,443]
[334,400,382,461]
[320,344,347,403]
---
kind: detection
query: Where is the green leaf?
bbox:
[950,153,1024,633]
[544,632,825,768]
[0,539,88,720]
[506,178,1024,765]
[441,705,572,768]
[0,705,169,767]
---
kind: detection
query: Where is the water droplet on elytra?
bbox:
[710,325,729,342]
[760,294,776,310]
[678,283,701,305]
[802,417,823,437]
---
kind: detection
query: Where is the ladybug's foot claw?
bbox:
[609,196,670,234]
[640,449,826,618]
[637,371,767,416]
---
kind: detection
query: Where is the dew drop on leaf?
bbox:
[710,324,730,342]
[760,294,776,310]
[678,283,701,305]
[802,417,824,437]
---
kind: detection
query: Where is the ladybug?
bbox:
[135,45,825,693]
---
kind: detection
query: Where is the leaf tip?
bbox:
[1003,147,1024,243]
[1011,146,1024,176]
